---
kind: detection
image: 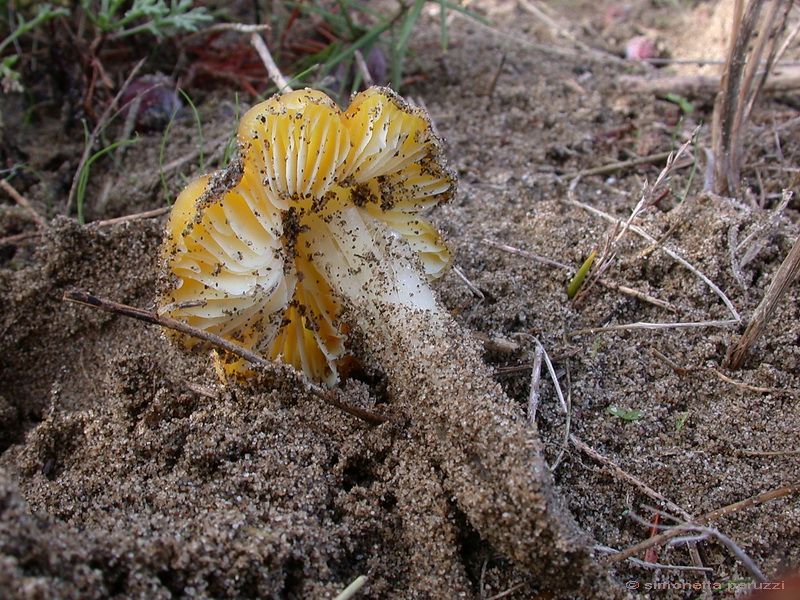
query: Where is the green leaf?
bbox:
[663,93,694,115]
[607,406,643,421]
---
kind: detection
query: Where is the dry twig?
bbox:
[566,151,673,179]
[251,33,292,93]
[626,509,767,583]
[605,482,800,564]
[570,434,693,521]
[61,291,387,426]
[0,179,50,231]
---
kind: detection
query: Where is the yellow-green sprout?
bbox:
[159,87,455,386]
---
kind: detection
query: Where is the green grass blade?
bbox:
[566,249,597,299]
[395,0,425,54]
[158,105,181,204]
[178,89,204,173]
[76,134,139,225]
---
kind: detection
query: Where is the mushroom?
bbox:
[158,87,629,597]
[159,87,453,386]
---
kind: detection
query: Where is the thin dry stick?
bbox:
[451,266,485,300]
[353,50,374,88]
[0,231,43,246]
[483,53,506,102]
[628,509,767,583]
[652,348,800,397]
[66,57,147,215]
[485,581,527,600]
[91,206,171,227]
[61,291,387,426]
[566,151,673,179]
[0,179,51,231]
[251,33,292,93]
[568,319,740,338]
[570,434,693,522]
[709,367,800,397]
[482,238,570,269]
[594,546,713,573]
[619,71,800,97]
[605,482,800,564]
[599,281,679,313]
[725,228,800,369]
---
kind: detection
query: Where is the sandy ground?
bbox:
[1,1,799,598]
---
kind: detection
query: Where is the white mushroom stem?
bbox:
[307,206,439,316]
[308,211,630,598]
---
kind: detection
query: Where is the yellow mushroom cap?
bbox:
[159,86,456,385]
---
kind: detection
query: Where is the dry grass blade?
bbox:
[569,130,698,305]
[725,220,800,369]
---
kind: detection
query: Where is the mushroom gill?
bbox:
[159,87,455,385]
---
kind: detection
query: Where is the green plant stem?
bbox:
[0,4,69,55]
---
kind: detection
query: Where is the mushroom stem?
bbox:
[307,205,439,316]
[310,213,628,598]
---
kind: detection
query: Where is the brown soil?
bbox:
[2,1,799,599]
